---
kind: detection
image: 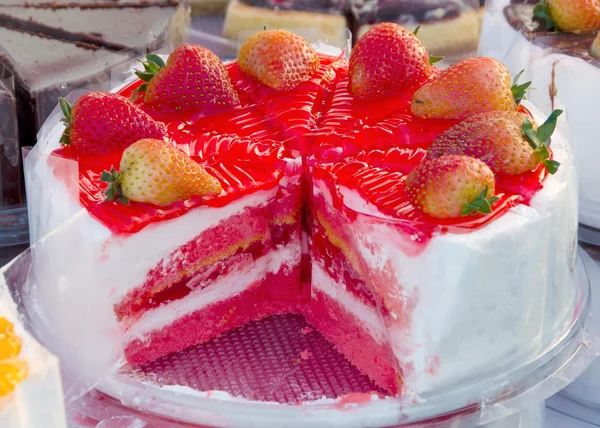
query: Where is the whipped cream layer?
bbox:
[0,277,66,428]
[478,0,599,229]
[125,242,301,342]
[311,264,388,344]
[314,103,578,394]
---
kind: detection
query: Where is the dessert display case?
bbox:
[478,0,600,245]
[206,0,484,61]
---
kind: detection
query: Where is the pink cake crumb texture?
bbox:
[299,350,313,361]
[125,264,303,365]
[300,326,313,335]
[305,289,401,395]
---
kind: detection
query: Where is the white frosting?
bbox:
[313,103,578,394]
[126,242,300,340]
[0,275,66,428]
[478,0,599,228]
[24,47,577,410]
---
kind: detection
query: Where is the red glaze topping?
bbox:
[50,53,549,237]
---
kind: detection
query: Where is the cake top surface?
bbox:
[42,25,563,241]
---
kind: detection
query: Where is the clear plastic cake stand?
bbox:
[579,225,600,247]
[1,244,598,428]
[547,244,600,426]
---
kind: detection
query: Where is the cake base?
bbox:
[222,0,348,47]
[189,0,230,15]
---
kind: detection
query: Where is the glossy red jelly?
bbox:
[50,53,549,237]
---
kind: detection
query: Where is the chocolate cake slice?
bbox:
[0,0,188,149]
[0,27,133,151]
[0,70,23,209]
[0,2,188,53]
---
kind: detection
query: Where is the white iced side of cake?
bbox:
[23,110,300,384]
[0,274,66,428]
[314,102,578,394]
[478,0,600,229]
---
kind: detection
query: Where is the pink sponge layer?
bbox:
[125,263,305,365]
[304,289,401,395]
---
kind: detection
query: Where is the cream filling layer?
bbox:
[312,264,387,344]
[125,242,301,341]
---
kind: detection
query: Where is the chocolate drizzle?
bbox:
[237,0,346,13]
[0,12,127,51]
[0,1,183,150]
[350,0,465,26]
[505,0,600,66]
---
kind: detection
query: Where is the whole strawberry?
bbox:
[101,139,222,206]
[238,29,320,91]
[406,155,498,219]
[427,111,538,175]
[428,110,562,175]
[349,23,433,98]
[137,46,240,114]
[58,92,167,154]
[535,0,600,33]
[411,57,517,120]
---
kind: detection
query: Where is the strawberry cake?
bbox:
[478,0,600,233]
[25,24,578,398]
